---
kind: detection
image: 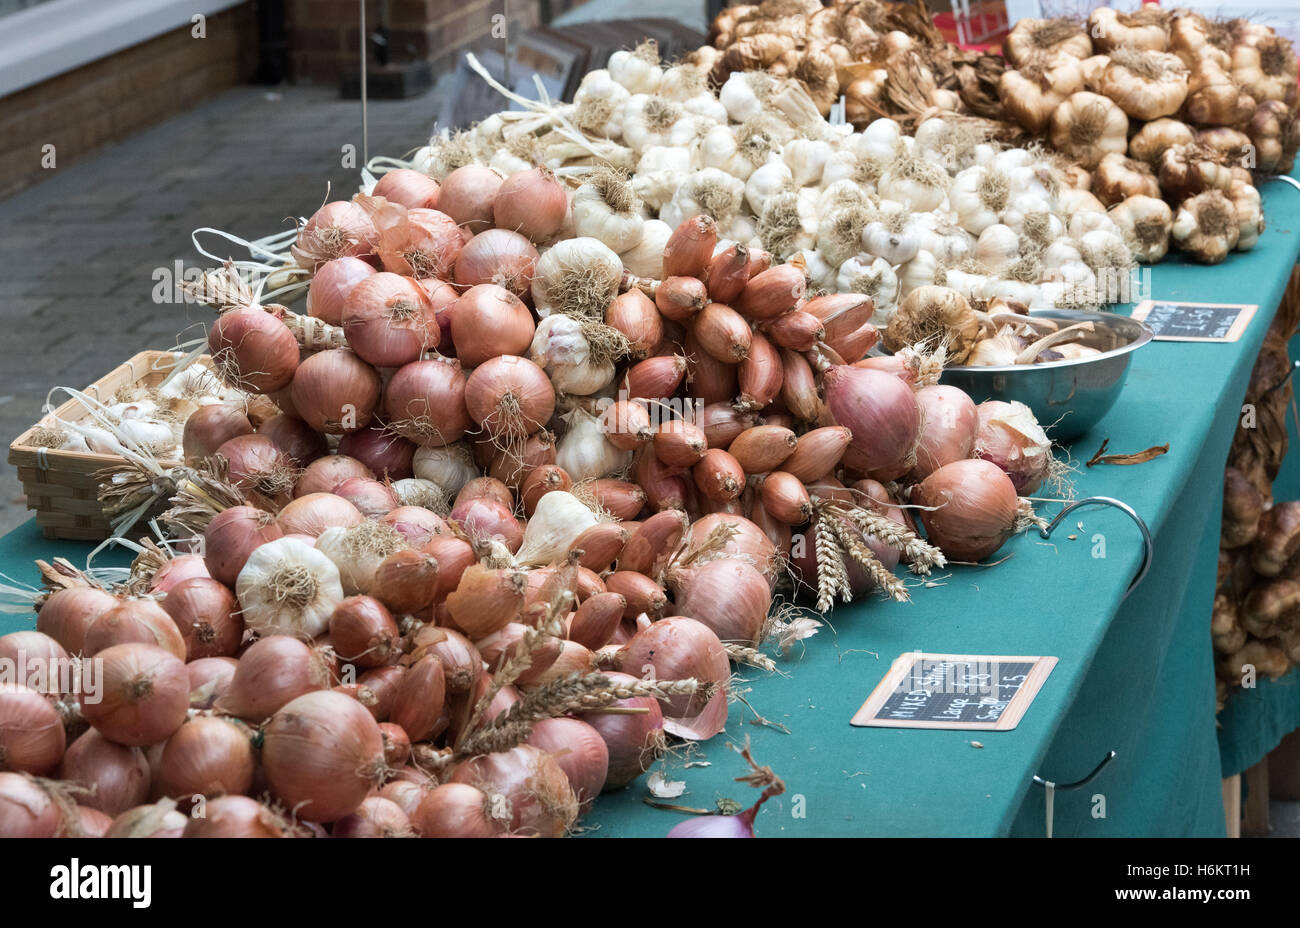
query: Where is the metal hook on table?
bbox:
[1039,497,1152,598]
[1033,751,1117,791]
[1033,751,1116,839]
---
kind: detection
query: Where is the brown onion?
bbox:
[379,723,412,767]
[0,772,61,837]
[380,774,428,819]
[413,782,505,837]
[622,353,688,400]
[84,597,185,660]
[332,477,399,518]
[183,404,253,463]
[605,571,668,620]
[527,717,609,813]
[204,505,284,587]
[278,492,365,536]
[654,420,707,467]
[332,796,414,837]
[449,284,536,367]
[465,355,555,438]
[358,665,406,722]
[208,307,299,393]
[698,403,754,449]
[381,507,448,547]
[621,616,730,740]
[262,690,386,822]
[705,241,751,303]
[693,448,745,501]
[0,631,68,677]
[599,400,653,451]
[406,627,481,693]
[974,399,1053,494]
[294,455,374,498]
[449,744,577,836]
[163,577,242,660]
[389,655,447,743]
[343,271,440,367]
[520,464,574,516]
[181,794,287,837]
[59,728,150,816]
[913,459,1021,561]
[218,433,296,506]
[438,165,504,231]
[782,426,853,482]
[257,414,328,467]
[737,330,782,410]
[292,200,375,269]
[729,425,797,474]
[494,166,568,243]
[74,805,113,837]
[215,635,332,723]
[450,496,523,552]
[82,644,189,747]
[330,596,400,668]
[655,276,709,322]
[824,364,921,481]
[606,290,663,359]
[0,684,64,774]
[619,510,687,576]
[761,471,813,524]
[695,301,752,362]
[684,330,738,405]
[187,657,238,710]
[737,264,805,320]
[307,256,378,325]
[446,564,527,637]
[421,535,476,601]
[373,168,440,209]
[148,555,210,594]
[766,309,824,351]
[290,349,382,435]
[635,448,688,511]
[686,513,779,586]
[454,229,539,299]
[780,348,822,422]
[580,671,665,791]
[156,716,255,801]
[370,550,440,614]
[385,358,471,447]
[104,799,187,838]
[671,558,770,646]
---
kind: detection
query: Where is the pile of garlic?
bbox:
[394,43,1158,326]
[34,360,247,460]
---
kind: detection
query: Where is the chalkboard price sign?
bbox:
[852,652,1057,731]
[1130,300,1256,343]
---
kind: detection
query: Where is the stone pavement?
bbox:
[0,83,447,534]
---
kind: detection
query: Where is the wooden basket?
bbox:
[8,351,190,541]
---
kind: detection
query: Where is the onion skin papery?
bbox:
[37,588,118,655]
[526,718,609,814]
[913,459,1021,562]
[82,644,190,748]
[413,783,506,837]
[620,617,730,741]
[671,558,770,646]
[974,400,1053,495]
[910,385,979,481]
[824,364,921,481]
[261,690,386,823]
[580,671,666,790]
[0,684,65,774]
[448,743,578,837]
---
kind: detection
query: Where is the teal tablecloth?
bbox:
[2,177,1299,836]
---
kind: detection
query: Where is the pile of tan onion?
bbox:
[1,187,1062,837]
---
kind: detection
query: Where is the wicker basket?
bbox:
[8,351,190,541]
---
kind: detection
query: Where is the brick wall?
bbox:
[0,4,258,199]
[288,0,592,84]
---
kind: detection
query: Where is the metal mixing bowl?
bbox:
[938,309,1153,442]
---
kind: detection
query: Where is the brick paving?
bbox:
[0,83,447,533]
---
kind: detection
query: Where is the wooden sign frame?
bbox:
[852,652,1057,731]
[1130,299,1257,343]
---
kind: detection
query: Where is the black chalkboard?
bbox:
[1131,300,1256,343]
[853,653,1057,731]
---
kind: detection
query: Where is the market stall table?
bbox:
[2,178,1299,838]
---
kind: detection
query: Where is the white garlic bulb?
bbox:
[236,537,344,638]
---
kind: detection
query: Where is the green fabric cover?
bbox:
[2,179,1299,836]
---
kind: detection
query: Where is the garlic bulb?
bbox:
[556,408,631,482]
[572,70,631,139]
[877,155,949,212]
[861,220,920,265]
[316,523,406,596]
[515,491,599,567]
[944,268,989,301]
[682,92,728,124]
[1109,195,1173,263]
[950,165,1009,235]
[782,138,832,187]
[1041,239,1083,270]
[659,64,707,102]
[413,442,477,497]
[853,118,902,162]
[757,190,817,259]
[661,169,744,230]
[1172,190,1240,264]
[975,224,1020,274]
[728,214,759,247]
[115,418,175,453]
[838,255,899,323]
[632,146,692,210]
[1048,92,1129,170]
[619,219,672,277]
[817,200,873,266]
[529,315,615,396]
[744,156,793,215]
[699,124,755,181]
[391,478,449,510]
[572,172,645,253]
[898,249,941,294]
[1068,211,1122,242]
[531,238,623,319]
[1229,181,1264,251]
[608,46,663,95]
[621,95,683,153]
[236,537,345,638]
[719,72,767,124]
